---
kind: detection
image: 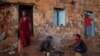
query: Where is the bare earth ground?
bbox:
[0,37,100,56]
[0,37,41,56]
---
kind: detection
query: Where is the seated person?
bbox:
[40,36,53,56]
[70,34,87,56]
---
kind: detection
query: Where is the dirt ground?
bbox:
[0,37,41,56]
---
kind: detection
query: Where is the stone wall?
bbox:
[1,0,100,39]
[0,4,18,45]
[33,0,100,38]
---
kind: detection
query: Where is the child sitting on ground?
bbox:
[40,36,53,56]
[70,34,87,56]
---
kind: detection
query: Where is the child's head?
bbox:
[85,13,89,18]
[74,34,81,41]
[47,36,53,40]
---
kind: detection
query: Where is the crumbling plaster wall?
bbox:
[0,4,18,45]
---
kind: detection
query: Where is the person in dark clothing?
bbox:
[40,36,53,56]
[71,34,87,56]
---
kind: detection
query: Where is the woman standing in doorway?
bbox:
[19,10,31,47]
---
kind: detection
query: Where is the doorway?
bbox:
[19,5,34,36]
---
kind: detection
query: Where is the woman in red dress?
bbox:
[20,11,31,47]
